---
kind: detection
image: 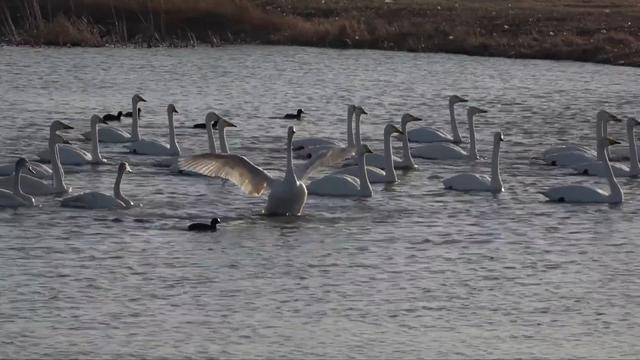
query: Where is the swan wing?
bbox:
[294,146,356,180]
[179,153,274,196]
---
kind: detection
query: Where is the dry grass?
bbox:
[2,0,640,65]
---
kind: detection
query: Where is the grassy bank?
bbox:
[2,0,639,66]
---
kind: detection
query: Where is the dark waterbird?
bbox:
[124,108,141,118]
[283,108,305,120]
[188,217,221,232]
[103,111,123,121]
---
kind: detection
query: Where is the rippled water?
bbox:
[1,46,639,358]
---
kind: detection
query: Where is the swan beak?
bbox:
[500,133,504,141]
[126,165,133,173]
[412,115,423,122]
[607,138,621,146]
[610,113,622,122]
[477,108,488,114]
[173,108,179,114]
[226,120,237,128]
[459,97,468,103]
[392,125,404,135]
[361,109,368,115]
[61,122,74,130]
[139,96,147,102]
[26,164,36,175]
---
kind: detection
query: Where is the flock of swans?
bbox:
[0,93,637,217]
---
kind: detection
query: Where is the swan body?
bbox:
[0,121,72,195]
[37,115,108,165]
[61,162,134,209]
[443,132,504,192]
[82,94,146,143]
[412,106,485,160]
[569,118,640,177]
[541,135,623,204]
[179,126,313,216]
[542,110,620,165]
[127,104,181,156]
[334,123,403,183]
[308,145,373,197]
[407,95,467,143]
[293,105,356,159]
[0,158,37,208]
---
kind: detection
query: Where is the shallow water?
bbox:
[0,45,639,358]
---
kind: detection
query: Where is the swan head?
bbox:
[401,113,422,125]
[133,94,147,104]
[15,157,36,175]
[288,126,296,138]
[598,137,620,149]
[51,120,73,132]
[210,217,221,227]
[296,109,305,115]
[597,110,622,123]
[355,106,368,116]
[494,131,504,142]
[54,134,71,145]
[213,117,237,130]
[118,162,133,174]
[357,144,374,156]
[347,104,356,115]
[385,123,404,136]
[626,117,640,129]
[449,95,468,105]
[467,106,488,118]
[91,114,108,125]
[204,112,219,126]
[167,104,179,114]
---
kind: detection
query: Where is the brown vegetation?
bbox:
[1,0,639,66]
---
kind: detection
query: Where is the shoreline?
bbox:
[2,0,639,67]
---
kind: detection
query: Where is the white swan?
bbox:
[333,124,403,183]
[0,158,37,208]
[541,137,623,204]
[443,132,504,192]
[570,117,640,177]
[411,106,487,160]
[0,134,68,179]
[61,162,135,209]
[407,95,467,143]
[542,110,620,165]
[545,111,622,167]
[211,113,237,154]
[178,126,308,216]
[292,105,356,158]
[364,113,422,170]
[37,115,108,165]
[0,121,72,195]
[126,104,181,156]
[308,144,373,197]
[82,94,146,143]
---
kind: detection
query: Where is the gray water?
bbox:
[0,45,639,358]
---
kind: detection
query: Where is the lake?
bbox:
[0,45,638,358]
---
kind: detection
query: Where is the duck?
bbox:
[82,94,146,143]
[188,217,221,232]
[103,111,123,121]
[36,115,109,165]
[407,95,467,143]
[411,106,487,160]
[0,158,37,208]
[0,121,73,195]
[61,162,135,209]
[283,109,305,120]
[126,104,181,156]
[443,131,504,192]
[541,136,623,204]
[124,108,141,118]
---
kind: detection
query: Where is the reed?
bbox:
[1,0,639,66]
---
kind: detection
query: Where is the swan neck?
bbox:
[468,113,478,159]
[284,132,296,184]
[602,147,623,203]
[219,126,229,154]
[490,137,502,191]
[113,167,130,206]
[168,111,179,153]
[383,129,397,182]
[401,121,415,168]
[627,123,640,176]
[358,152,372,197]
[450,104,462,143]
[90,120,102,162]
[347,109,355,148]
[355,113,362,148]
[49,128,66,193]
[206,120,217,154]
[596,117,604,160]
[131,99,140,142]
